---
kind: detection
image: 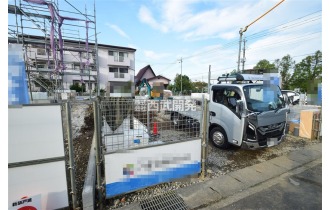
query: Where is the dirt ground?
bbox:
[71,104,94,208]
[206,134,321,178]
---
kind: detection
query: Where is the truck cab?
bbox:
[209,74,289,150]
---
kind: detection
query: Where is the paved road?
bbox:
[204,163,322,210]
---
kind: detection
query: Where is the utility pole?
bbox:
[242,38,246,71]
[237,28,243,72]
[178,57,183,95]
[237,0,285,72]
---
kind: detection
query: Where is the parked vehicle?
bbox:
[281,90,300,105]
[170,74,290,150]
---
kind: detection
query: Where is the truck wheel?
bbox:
[210,127,230,149]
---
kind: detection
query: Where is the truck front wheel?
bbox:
[210,127,230,149]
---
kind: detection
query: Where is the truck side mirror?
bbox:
[282,94,290,105]
[236,100,244,115]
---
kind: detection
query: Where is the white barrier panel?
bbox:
[8,161,69,210]
[9,194,41,210]
[105,139,201,198]
[8,105,65,163]
[8,105,69,209]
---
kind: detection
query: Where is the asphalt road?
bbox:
[204,163,322,210]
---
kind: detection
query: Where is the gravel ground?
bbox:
[69,103,322,209]
[70,102,94,209]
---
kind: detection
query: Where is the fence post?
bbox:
[147,100,150,136]
[205,99,209,173]
[201,98,208,180]
[65,102,78,209]
[94,98,103,209]
[199,96,204,138]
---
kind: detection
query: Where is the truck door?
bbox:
[210,86,244,146]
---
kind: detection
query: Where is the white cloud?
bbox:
[137,0,319,42]
[241,32,321,69]
[105,23,130,39]
[143,50,170,60]
[137,1,265,41]
[138,5,168,33]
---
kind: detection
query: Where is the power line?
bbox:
[177,10,322,63]
[186,51,318,80]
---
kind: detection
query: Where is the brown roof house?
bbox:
[135,65,171,89]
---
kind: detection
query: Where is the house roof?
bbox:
[147,75,171,82]
[135,65,156,83]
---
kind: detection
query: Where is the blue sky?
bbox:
[7,0,324,83]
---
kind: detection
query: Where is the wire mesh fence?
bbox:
[100,98,204,152]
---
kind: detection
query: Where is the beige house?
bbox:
[135,65,171,90]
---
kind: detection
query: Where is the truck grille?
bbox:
[256,127,284,146]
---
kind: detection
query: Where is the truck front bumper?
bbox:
[241,134,285,150]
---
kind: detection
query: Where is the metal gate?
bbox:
[94,97,207,199]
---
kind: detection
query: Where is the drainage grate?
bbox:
[139,191,188,210]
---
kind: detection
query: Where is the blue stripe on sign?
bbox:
[105,162,200,198]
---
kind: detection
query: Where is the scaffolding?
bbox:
[8,0,100,101]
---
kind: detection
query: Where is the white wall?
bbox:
[141,70,155,80]
[98,47,135,91]
[148,78,170,87]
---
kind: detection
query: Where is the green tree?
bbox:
[230,69,241,75]
[192,81,208,92]
[253,59,275,70]
[172,74,193,94]
[278,55,295,90]
[290,50,322,92]
[70,83,85,92]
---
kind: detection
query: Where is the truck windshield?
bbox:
[243,84,285,112]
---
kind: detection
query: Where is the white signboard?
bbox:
[8,105,65,163]
[8,105,69,209]
[104,139,201,198]
[9,194,41,210]
[8,161,69,210]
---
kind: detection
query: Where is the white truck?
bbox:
[170,74,290,150]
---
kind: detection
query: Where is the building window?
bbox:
[118,52,124,62]
[109,51,126,62]
[37,64,45,69]
[109,67,117,73]
[119,68,128,73]
[110,81,132,93]
[37,48,46,55]
[109,67,128,78]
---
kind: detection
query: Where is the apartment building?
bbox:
[8,35,136,97]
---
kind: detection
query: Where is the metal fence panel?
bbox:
[100,98,204,198]
[100,98,202,152]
